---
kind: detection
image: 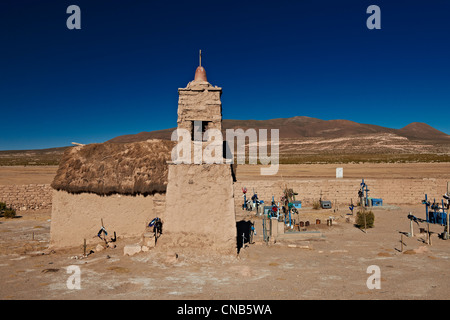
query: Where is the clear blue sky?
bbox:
[0,0,449,150]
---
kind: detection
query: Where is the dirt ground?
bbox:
[1,164,450,300]
[1,204,450,300]
[1,162,450,185]
[236,162,450,180]
[0,166,58,185]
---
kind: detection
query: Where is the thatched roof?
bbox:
[51,139,176,196]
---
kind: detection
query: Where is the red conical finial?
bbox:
[194,66,207,82]
[194,50,207,82]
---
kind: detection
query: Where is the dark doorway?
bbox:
[236,220,253,254]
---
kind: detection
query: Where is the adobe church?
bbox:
[50,52,237,254]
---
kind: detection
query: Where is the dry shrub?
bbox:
[312,200,321,210]
[0,202,16,219]
[356,210,375,229]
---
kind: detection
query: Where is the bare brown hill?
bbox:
[106,117,450,161]
[107,116,449,143]
[1,117,448,166]
[397,122,450,141]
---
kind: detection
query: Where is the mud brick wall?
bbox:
[0,184,52,211]
[0,178,447,212]
[234,178,449,206]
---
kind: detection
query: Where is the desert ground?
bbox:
[236,162,450,180]
[0,165,58,185]
[1,164,450,301]
[2,162,450,183]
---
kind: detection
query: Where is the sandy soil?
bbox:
[1,163,450,185]
[236,163,450,180]
[0,166,58,185]
[1,163,450,301]
[1,203,450,300]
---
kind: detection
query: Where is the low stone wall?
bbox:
[1,177,448,214]
[234,178,448,206]
[0,184,52,211]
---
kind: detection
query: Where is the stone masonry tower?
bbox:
[177,50,223,138]
[163,52,237,254]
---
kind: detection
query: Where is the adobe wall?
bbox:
[1,177,445,214]
[50,190,164,249]
[163,163,236,253]
[234,178,449,206]
[0,184,52,211]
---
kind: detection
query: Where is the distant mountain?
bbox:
[107,116,449,143]
[1,117,448,166]
[397,122,450,140]
[0,146,69,166]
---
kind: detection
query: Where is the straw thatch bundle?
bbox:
[51,139,176,196]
